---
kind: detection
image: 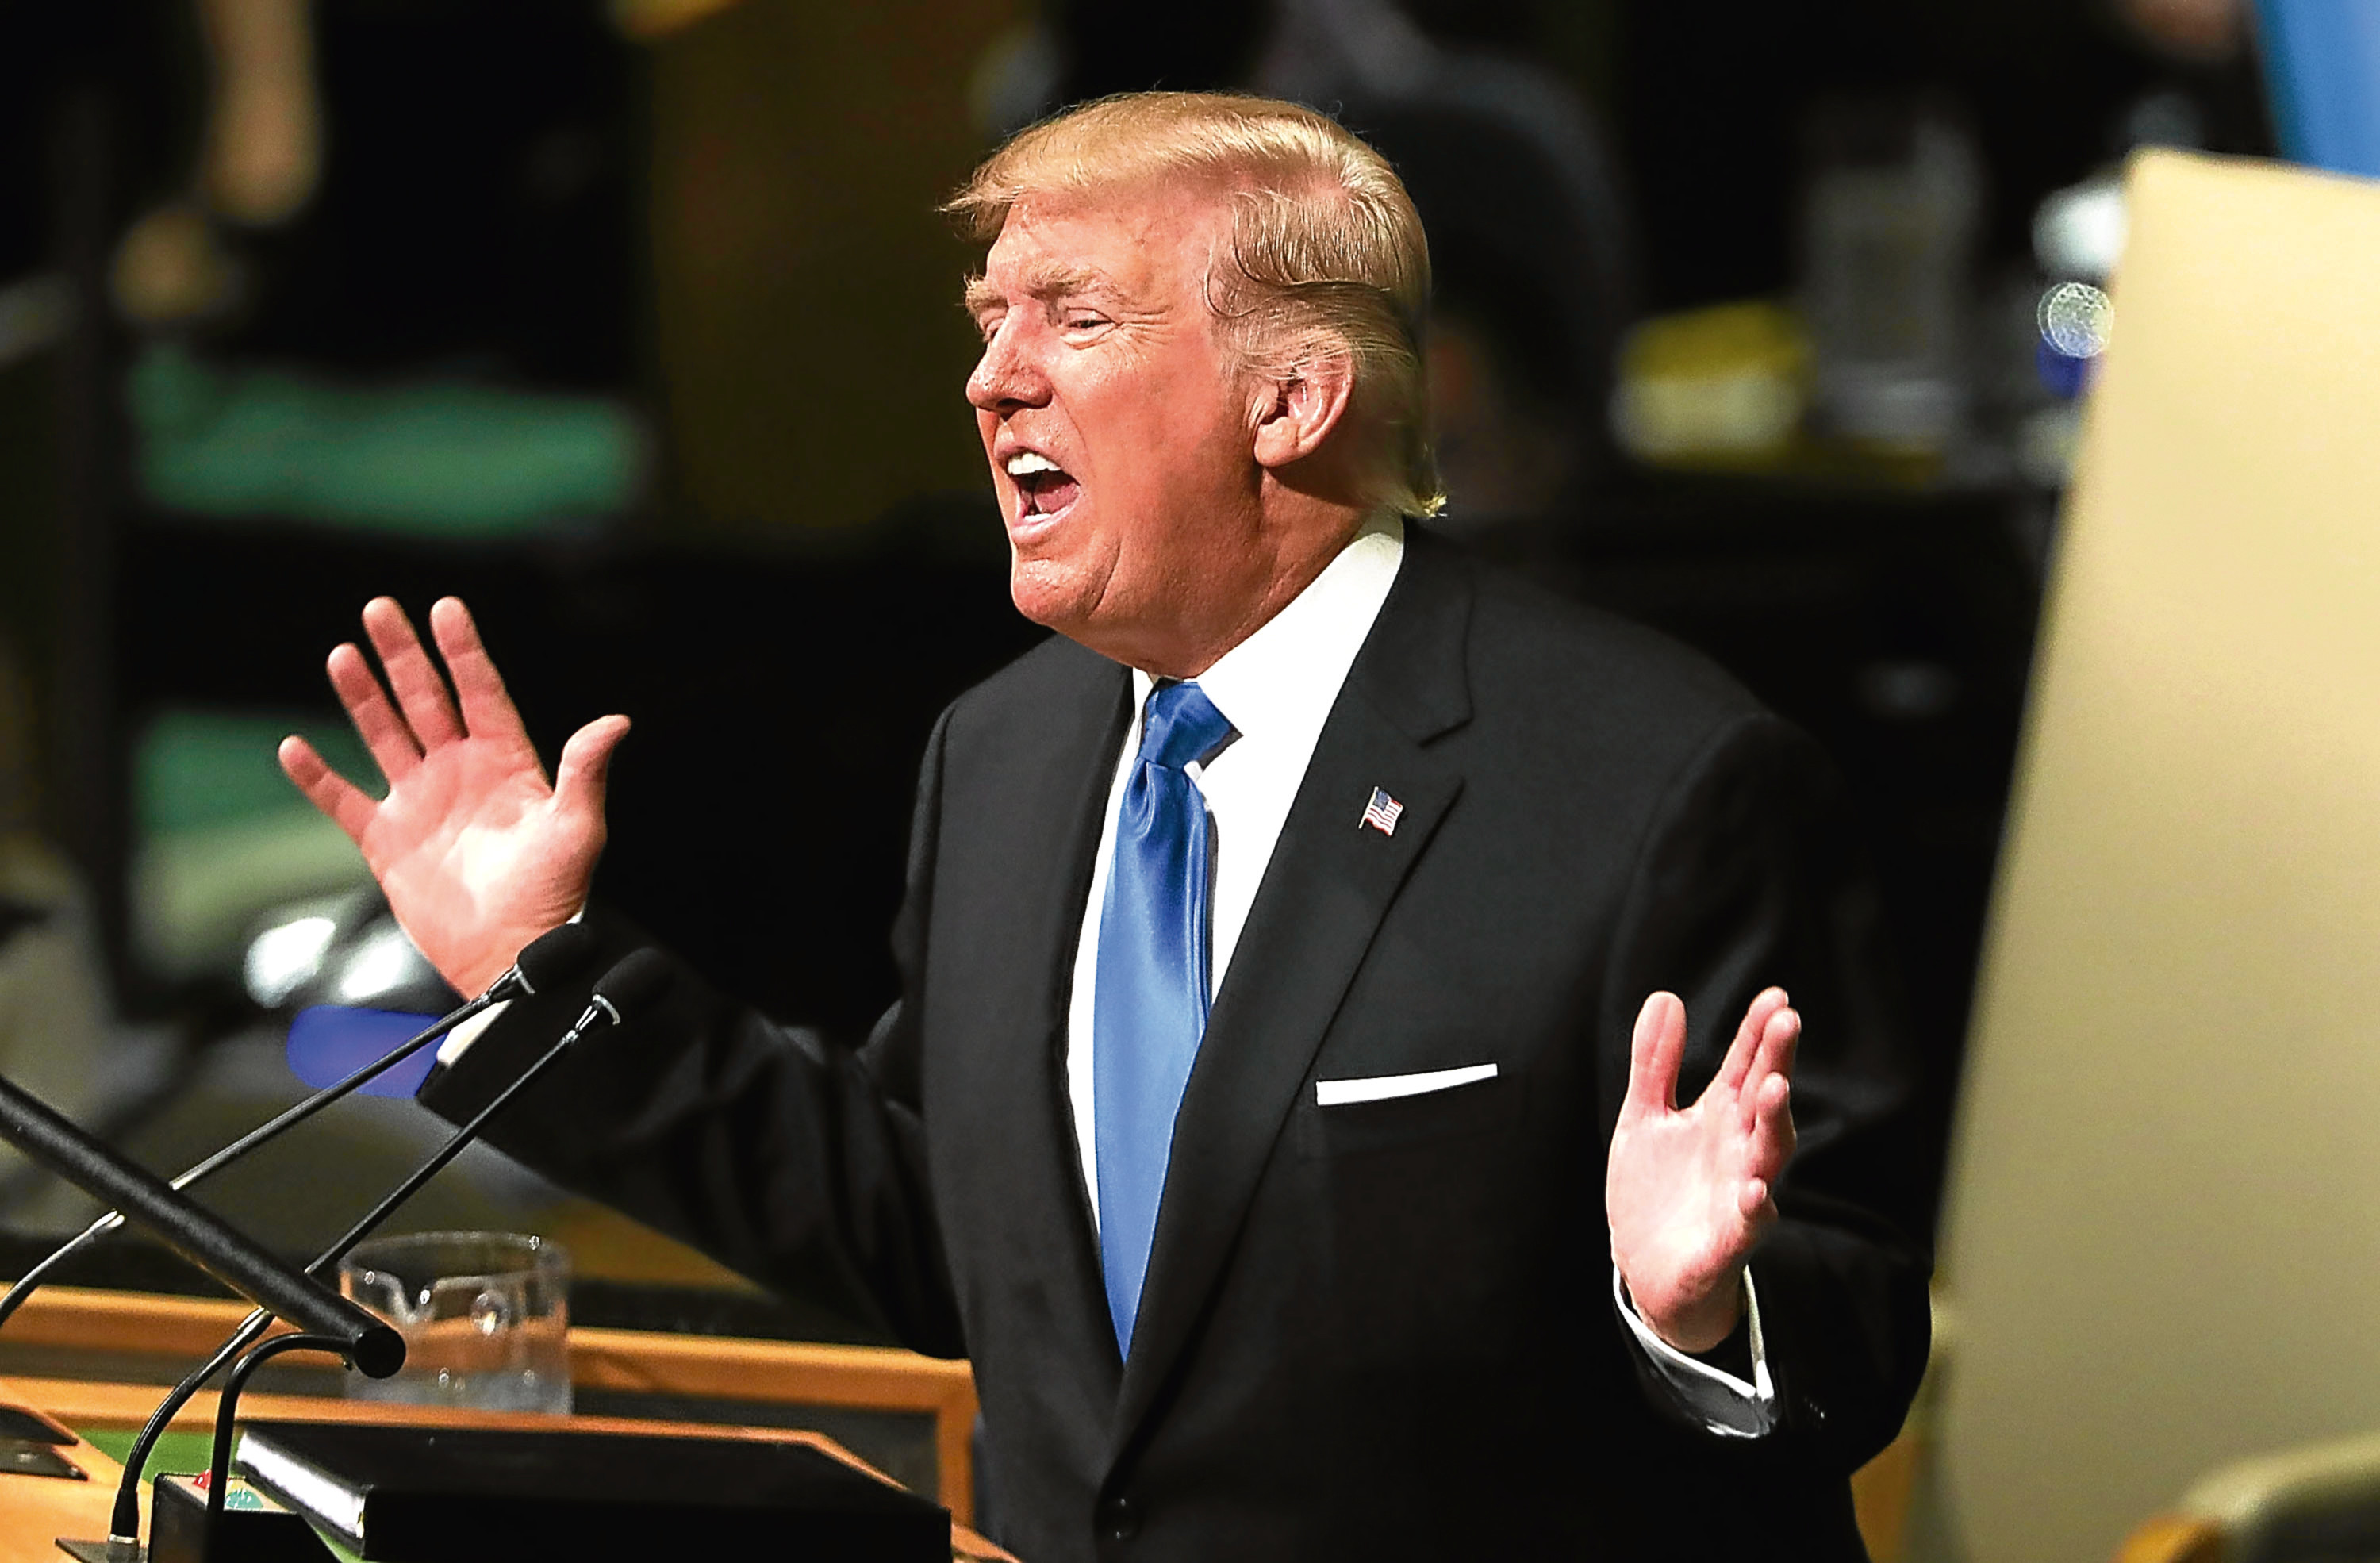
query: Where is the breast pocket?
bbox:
[1295,1062,1517,1160]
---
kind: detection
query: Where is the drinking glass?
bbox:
[338,1231,572,1414]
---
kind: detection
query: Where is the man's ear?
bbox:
[1250,347,1357,470]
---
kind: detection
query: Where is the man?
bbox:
[282,94,1928,1559]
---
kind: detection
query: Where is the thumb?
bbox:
[1622,991,1686,1123]
[554,714,631,817]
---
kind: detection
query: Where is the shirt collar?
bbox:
[1130,513,1406,751]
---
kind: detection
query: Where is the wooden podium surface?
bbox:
[0,1280,1011,1563]
[0,1376,1012,1562]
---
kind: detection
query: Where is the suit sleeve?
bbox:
[418,708,966,1358]
[1598,710,1933,1474]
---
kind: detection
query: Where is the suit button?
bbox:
[1099,1495,1139,1541]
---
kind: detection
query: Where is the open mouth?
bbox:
[1005,451,1081,520]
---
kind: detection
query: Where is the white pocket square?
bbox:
[1314,1062,1498,1107]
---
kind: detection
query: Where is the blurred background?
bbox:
[0,0,2359,1551]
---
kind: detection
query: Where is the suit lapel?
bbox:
[1033,661,1137,1395]
[935,639,1134,1423]
[1109,532,1475,1452]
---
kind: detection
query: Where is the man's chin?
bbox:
[1007,558,1102,638]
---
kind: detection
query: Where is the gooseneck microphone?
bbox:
[106,948,674,1558]
[0,922,597,1333]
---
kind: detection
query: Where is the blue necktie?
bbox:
[1094,679,1235,1356]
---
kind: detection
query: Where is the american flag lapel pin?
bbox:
[1359,786,1404,836]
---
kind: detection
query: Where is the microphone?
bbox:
[106,949,674,1557]
[0,1073,405,1378]
[562,947,672,1035]
[293,948,674,1278]
[0,923,598,1331]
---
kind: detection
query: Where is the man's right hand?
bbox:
[278,596,630,1000]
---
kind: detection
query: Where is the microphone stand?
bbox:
[0,998,491,1332]
[106,949,668,1560]
[0,1076,408,1561]
[0,1077,404,1373]
[0,924,595,1333]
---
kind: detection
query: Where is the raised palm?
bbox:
[1606,987,1799,1353]
[278,597,629,999]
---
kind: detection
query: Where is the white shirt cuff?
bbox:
[1610,1265,1778,1438]
[435,1001,506,1067]
[433,909,587,1070]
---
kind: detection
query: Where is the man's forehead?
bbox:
[977,187,1226,301]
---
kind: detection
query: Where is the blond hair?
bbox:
[948,92,1444,520]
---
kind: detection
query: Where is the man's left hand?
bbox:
[1606,987,1799,1354]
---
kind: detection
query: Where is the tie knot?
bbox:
[1138,680,1234,772]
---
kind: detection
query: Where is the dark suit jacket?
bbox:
[425,530,1931,1561]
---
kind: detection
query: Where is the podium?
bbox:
[0,1286,1010,1563]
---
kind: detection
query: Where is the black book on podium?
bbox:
[233,1420,950,1562]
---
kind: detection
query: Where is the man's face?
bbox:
[965,188,1269,670]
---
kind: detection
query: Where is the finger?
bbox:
[1622,991,1687,1123]
[1745,1070,1796,1184]
[361,596,465,749]
[1769,1004,1802,1081]
[278,735,378,844]
[1717,986,1790,1095]
[429,597,532,747]
[327,642,421,782]
[553,715,631,819]
[1737,1175,1774,1221]
[1737,1004,1802,1133]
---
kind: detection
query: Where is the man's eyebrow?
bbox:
[963,263,1119,317]
[1026,263,1108,300]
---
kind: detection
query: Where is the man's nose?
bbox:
[967,323,1050,412]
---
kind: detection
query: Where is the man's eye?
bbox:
[1065,316,1107,332]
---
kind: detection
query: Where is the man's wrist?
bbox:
[1610,1266,1777,1438]
[1630,1269,1746,1355]
[447,908,589,1000]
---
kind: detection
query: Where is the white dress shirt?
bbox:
[1064,513,1774,1436]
